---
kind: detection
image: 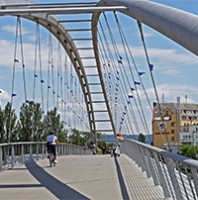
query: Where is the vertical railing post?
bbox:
[153,152,171,198]
[0,146,2,170]
[142,149,152,178]
[36,143,39,160]
[191,167,198,198]
[61,144,63,155]
[42,143,45,159]
[30,144,33,160]
[146,151,159,185]
[166,157,183,199]
[138,146,148,172]
[67,145,69,155]
[64,144,66,155]
[57,144,60,156]
[21,144,24,164]
[11,144,15,168]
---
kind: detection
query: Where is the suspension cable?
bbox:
[18,17,28,103]
[9,16,20,143]
[101,13,145,134]
[114,12,152,111]
[36,23,45,111]
[112,12,151,141]
[138,21,170,149]
[98,19,136,134]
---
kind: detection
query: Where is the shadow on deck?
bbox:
[0,154,171,200]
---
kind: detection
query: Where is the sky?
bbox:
[136,1,198,100]
[144,0,198,104]
[0,0,198,134]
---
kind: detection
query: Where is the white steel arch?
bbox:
[0,2,126,139]
[99,0,198,56]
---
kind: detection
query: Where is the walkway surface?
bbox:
[0,154,172,200]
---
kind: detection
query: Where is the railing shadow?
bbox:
[114,156,130,200]
[25,160,90,200]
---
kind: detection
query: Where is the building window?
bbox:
[171,130,174,134]
[182,116,186,120]
[171,122,175,127]
[171,137,174,142]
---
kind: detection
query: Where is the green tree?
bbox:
[68,129,95,146]
[138,133,146,143]
[178,145,198,159]
[17,102,43,141]
[3,102,17,142]
[0,106,5,143]
[42,107,67,142]
[31,102,43,141]
[69,128,81,145]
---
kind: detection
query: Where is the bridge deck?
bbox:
[0,154,172,200]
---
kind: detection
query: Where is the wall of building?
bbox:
[153,108,178,148]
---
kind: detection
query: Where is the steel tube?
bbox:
[100,0,198,56]
[0,6,127,15]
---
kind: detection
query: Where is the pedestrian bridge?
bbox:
[0,154,167,200]
[0,0,198,199]
[0,141,197,199]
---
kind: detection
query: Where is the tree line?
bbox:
[0,101,95,146]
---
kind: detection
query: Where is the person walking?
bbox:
[83,143,88,154]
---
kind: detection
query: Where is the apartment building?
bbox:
[152,102,198,148]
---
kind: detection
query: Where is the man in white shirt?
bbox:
[46,132,59,163]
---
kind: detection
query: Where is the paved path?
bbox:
[0,154,172,200]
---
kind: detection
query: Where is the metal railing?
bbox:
[121,139,198,200]
[0,142,91,170]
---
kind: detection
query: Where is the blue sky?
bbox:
[0,0,198,134]
[128,0,198,104]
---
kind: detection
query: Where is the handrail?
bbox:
[0,142,91,170]
[121,139,198,200]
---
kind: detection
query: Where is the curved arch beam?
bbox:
[18,13,96,133]
[100,0,198,56]
[92,13,116,137]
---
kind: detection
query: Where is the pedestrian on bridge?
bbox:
[46,132,59,163]
[83,143,88,154]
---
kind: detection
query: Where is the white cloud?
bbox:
[101,42,198,77]
[129,46,198,66]
[1,25,29,35]
[143,84,198,103]
[0,0,31,5]
[0,39,67,72]
[0,89,10,100]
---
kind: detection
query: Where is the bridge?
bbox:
[0,0,198,199]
